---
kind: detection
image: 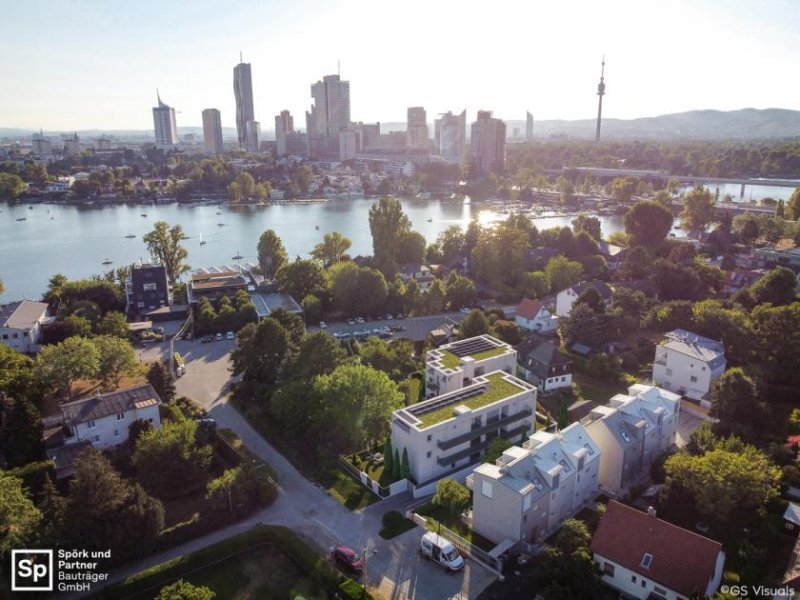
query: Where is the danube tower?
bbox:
[595,57,606,142]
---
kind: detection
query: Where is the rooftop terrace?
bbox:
[431,335,511,370]
[403,372,529,429]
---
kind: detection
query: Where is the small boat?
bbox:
[427,218,433,222]
[232,253,243,260]
[141,213,148,217]
[199,232,206,245]
[217,223,225,227]
[16,217,26,221]
[102,259,113,265]
[315,225,320,230]
[125,234,136,239]
[216,211,222,215]
[28,206,33,210]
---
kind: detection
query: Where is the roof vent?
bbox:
[647,506,656,517]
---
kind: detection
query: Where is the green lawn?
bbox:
[327,470,379,510]
[407,377,422,405]
[415,503,495,551]
[572,373,628,404]
[439,346,507,370]
[379,510,417,540]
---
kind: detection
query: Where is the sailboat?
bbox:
[199,232,207,245]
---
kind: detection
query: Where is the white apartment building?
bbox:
[60,384,162,450]
[0,300,50,353]
[583,384,681,495]
[468,422,600,545]
[391,371,536,486]
[424,335,517,400]
[652,329,726,406]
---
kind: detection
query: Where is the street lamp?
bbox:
[362,546,377,596]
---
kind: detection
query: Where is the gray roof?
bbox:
[662,329,725,367]
[61,384,161,426]
[570,280,614,299]
[0,300,49,329]
[49,441,92,479]
[516,338,572,377]
[784,502,800,526]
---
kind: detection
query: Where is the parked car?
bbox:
[215,333,223,342]
[334,331,351,340]
[332,545,363,574]
[226,331,235,340]
[396,313,404,319]
[385,313,393,320]
[201,335,212,343]
[459,307,471,314]
[319,321,327,329]
[355,317,365,324]
[347,319,356,326]
[420,532,463,573]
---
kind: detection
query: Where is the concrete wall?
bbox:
[71,404,161,449]
[0,322,41,353]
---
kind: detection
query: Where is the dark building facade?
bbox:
[126,264,171,320]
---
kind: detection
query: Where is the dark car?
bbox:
[332,545,363,574]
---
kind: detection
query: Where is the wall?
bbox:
[71,404,161,449]
[586,421,625,495]
[594,554,685,600]
[652,348,724,405]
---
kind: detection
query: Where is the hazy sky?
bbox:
[2,0,798,132]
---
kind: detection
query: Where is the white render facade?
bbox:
[596,555,725,600]
[391,371,536,486]
[584,384,681,495]
[425,335,517,399]
[468,422,600,545]
[0,300,50,353]
[652,329,726,406]
[514,305,557,333]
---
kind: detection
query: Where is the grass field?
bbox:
[327,470,379,510]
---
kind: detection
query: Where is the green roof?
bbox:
[415,373,524,428]
[438,346,507,370]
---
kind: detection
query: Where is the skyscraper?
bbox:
[470,110,506,175]
[152,91,178,146]
[202,108,224,153]
[526,111,534,141]
[407,107,428,151]
[434,110,466,162]
[234,58,258,152]
[275,110,294,156]
[596,57,606,142]
[306,74,351,159]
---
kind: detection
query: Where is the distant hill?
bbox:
[507,108,800,140]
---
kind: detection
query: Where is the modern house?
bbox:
[468,422,600,545]
[0,300,50,353]
[583,384,681,495]
[555,280,614,317]
[514,298,557,334]
[391,370,536,487]
[424,335,517,399]
[516,337,572,393]
[652,329,726,406]
[187,269,248,303]
[592,501,725,600]
[125,263,174,321]
[59,383,162,450]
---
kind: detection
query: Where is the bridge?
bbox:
[551,167,800,189]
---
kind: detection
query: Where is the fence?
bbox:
[338,453,410,500]
[407,511,504,579]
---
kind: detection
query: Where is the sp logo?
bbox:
[12,550,53,592]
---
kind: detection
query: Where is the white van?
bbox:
[420,532,464,572]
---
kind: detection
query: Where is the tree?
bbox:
[545,256,583,293]
[35,336,100,396]
[147,361,176,404]
[401,447,410,480]
[0,173,26,200]
[96,311,129,338]
[291,332,347,381]
[482,437,513,464]
[574,285,605,313]
[230,317,291,387]
[132,419,213,498]
[392,448,401,479]
[562,302,609,348]
[0,473,41,558]
[518,271,549,299]
[751,303,800,386]
[358,338,418,382]
[680,186,715,232]
[691,301,753,366]
[432,478,470,515]
[206,464,270,516]
[311,231,351,267]
[328,262,388,317]
[460,309,489,338]
[737,217,759,244]
[787,187,800,220]
[227,180,241,204]
[256,230,288,278]
[437,225,466,264]
[533,518,600,599]
[0,396,42,467]
[369,196,411,272]
[491,320,522,345]
[93,335,138,385]
[445,273,476,309]
[156,580,215,600]
[397,231,427,265]
[384,439,394,475]
[38,474,66,547]
[276,259,327,301]
[749,267,797,306]
[572,214,602,241]
[624,201,673,247]
[422,280,446,315]
[710,368,761,437]
[143,221,190,283]
[470,225,529,288]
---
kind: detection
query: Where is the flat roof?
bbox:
[431,335,512,370]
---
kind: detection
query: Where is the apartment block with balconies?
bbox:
[424,335,516,399]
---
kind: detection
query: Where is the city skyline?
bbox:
[1,0,798,131]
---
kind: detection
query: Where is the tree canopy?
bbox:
[143,221,190,283]
[624,201,673,247]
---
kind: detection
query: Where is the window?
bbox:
[87,420,96,429]
[665,368,673,376]
[116,412,125,421]
[631,575,637,583]
[641,580,647,588]
[142,282,157,291]
[426,451,431,458]
[641,553,653,569]
[427,434,432,442]
[93,435,100,443]
[12,333,18,339]
[114,429,119,437]
[690,375,698,383]
[602,562,615,576]
[654,586,667,596]
[481,481,493,498]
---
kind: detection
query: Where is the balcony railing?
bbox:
[437,408,533,450]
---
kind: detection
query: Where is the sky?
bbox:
[1,0,798,132]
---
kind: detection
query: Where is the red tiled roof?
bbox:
[591,501,723,597]
[516,298,544,320]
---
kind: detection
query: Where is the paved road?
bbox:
[118,334,497,600]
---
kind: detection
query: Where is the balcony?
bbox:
[437,408,533,450]
[436,413,533,466]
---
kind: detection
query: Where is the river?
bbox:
[0,198,631,300]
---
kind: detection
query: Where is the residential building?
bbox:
[275,110,294,156]
[125,263,171,320]
[397,263,435,291]
[555,280,614,317]
[234,59,258,152]
[583,384,681,495]
[338,130,360,161]
[60,384,162,450]
[592,501,725,599]
[32,130,52,157]
[470,110,506,175]
[407,106,429,151]
[63,132,81,155]
[202,108,224,153]
[652,329,726,405]
[152,92,178,146]
[424,335,517,399]
[0,300,50,353]
[187,269,248,303]
[434,110,466,162]
[526,111,534,140]
[284,131,309,157]
[468,422,600,544]
[514,298,557,333]
[516,337,572,393]
[306,74,351,160]
[391,370,536,486]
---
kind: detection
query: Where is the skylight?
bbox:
[641,553,653,569]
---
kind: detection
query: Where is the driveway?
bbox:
[113,336,498,600]
[676,404,707,448]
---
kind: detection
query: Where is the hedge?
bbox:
[339,578,374,600]
[7,460,56,497]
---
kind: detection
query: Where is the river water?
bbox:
[0,198,630,300]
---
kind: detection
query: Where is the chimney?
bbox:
[647,506,656,518]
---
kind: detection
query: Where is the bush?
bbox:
[338,578,373,600]
[6,460,56,497]
[379,510,416,540]
[586,353,623,382]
